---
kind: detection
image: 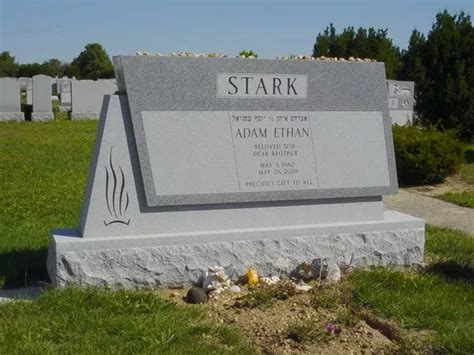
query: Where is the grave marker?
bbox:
[48,56,425,288]
[387,80,415,125]
[59,81,72,111]
[32,74,54,121]
[0,77,24,121]
[71,80,117,119]
[26,79,33,105]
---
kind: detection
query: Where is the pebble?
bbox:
[229,285,241,293]
[295,282,312,292]
[185,287,208,304]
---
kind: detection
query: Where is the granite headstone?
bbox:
[26,79,33,105]
[71,80,117,119]
[387,80,415,125]
[18,77,30,91]
[59,81,72,111]
[32,74,54,121]
[48,56,425,288]
[0,77,24,121]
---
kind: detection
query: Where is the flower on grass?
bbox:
[325,322,336,334]
[325,322,341,335]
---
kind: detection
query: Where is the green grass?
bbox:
[350,225,474,353]
[437,190,474,208]
[0,288,254,354]
[425,225,474,264]
[435,149,474,207]
[0,121,97,287]
[459,163,474,184]
[435,144,474,208]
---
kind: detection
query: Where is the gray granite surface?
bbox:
[113,56,398,207]
[32,74,52,113]
[0,77,23,121]
[49,213,424,288]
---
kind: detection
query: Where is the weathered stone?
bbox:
[31,112,54,121]
[48,224,424,288]
[186,287,208,304]
[229,285,241,293]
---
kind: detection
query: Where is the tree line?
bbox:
[313,10,473,140]
[0,10,472,139]
[0,43,114,80]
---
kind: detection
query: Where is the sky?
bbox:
[0,0,472,64]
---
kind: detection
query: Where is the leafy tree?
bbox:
[71,43,114,79]
[16,58,66,78]
[402,11,474,140]
[63,63,80,78]
[0,51,18,77]
[399,29,426,84]
[17,63,44,77]
[41,58,66,77]
[239,50,258,58]
[312,24,402,78]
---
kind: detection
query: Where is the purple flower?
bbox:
[325,322,336,334]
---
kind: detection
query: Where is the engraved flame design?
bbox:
[104,146,130,226]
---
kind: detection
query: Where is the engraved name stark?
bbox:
[217,73,308,99]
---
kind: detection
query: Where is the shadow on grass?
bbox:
[0,248,49,288]
[426,261,474,284]
[465,149,474,164]
[21,104,32,121]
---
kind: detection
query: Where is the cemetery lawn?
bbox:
[351,225,474,353]
[436,146,474,208]
[0,287,254,354]
[459,159,474,184]
[1,121,473,353]
[437,189,474,208]
[437,159,474,208]
[0,120,96,287]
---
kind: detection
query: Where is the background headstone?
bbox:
[51,76,58,94]
[71,80,117,119]
[32,74,54,121]
[26,80,33,105]
[0,77,24,121]
[18,77,30,91]
[56,77,71,94]
[387,80,415,125]
[59,81,72,111]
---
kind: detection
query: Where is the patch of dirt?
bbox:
[406,174,472,197]
[160,283,402,354]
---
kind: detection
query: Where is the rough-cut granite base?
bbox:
[0,112,24,121]
[31,112,54,121]
[71,112,100,120]
[48,211,424,288]
[59,105,71,112]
